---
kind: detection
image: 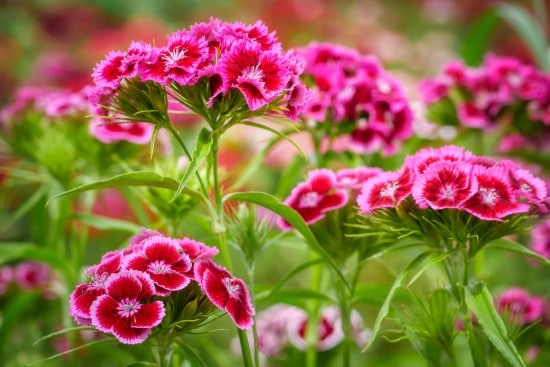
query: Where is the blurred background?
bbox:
[0,0,542,107]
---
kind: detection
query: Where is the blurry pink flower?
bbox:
[335,166,383,192]
[194,260,255,329]
[13,261,51,290]
[177,238,219,262]
[462,167,530,221]
[124,236,192,296]
[89,121,154,144]
[497,288,546,325]
[0,266,13,295]
[217,20,280,52]
[287,306,344,351]
[530,219,550,259]
[90,270,165,344]
[279,169,348,230]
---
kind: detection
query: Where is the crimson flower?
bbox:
[124,236,192,296]
[279,169,348,230]
[463,167,530,221]
[90,270,165,345]
[357,166,413,213]
[194,260,255,329]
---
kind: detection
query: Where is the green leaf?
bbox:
[174,339,208,367]
[464,283,526,367]
[0,292,39,347]
[240,120,306,160]
[264,288,334,305]
[363,251,434,351]
[462,10,499,66]
[0,242,38,265]
[69,212,142,233]
[496,3,549,70]
[223,191,350,292]
[1,185,48,231]
[47,171,180,205]
[170,128,212,202]
[29,339,114,365]
[33,326,95,347]
[486,238,550,266]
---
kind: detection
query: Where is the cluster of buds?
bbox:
[297,42,413,155]
[419,55,550,151]
[89,17,309,130]
[69,228,254,344]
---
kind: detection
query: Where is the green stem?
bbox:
[305,260,324,367]
[337,276,352,367]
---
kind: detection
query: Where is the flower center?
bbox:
[148,260,171,274]
[164,47,187,66]
[118,298,141,317]
[299,192,321,208]
[442,186,454,199]
[480,188,498,206]
[242,65,263,81]
[223,278,240,298]
[380,181,398,198]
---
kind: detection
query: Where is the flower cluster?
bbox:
[419,55,550,151]
[69,228,255,344]
[357,145,548,221]
[278,167,382,230]
[297,42,413,155]
[89,18,308,126]
[497,288,549,326]
[233,304,370,359]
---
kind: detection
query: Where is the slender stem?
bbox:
[337,275,352,367]
[305,260,323,367]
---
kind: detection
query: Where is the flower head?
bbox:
[497,288,547,325]
[90,270,165,344]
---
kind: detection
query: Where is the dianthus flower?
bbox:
[295,42,413,155]
[88,17,308,129]
[497,288,547,326]
[69,228,254,345]
[419,55,550,149]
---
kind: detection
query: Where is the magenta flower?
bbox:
[530,219,550,259]
[85,250,123,286]
[412,161,477,210]
[89,121,154,144]
[177,238,219,262]
[279,169,348,230]
[217,20,280,52]
[92,50,127,90]
[411,145,472,176]
[286,306,344,351]
[194,260,255,329]
[90,270,165,344]
[497,288,546,325]
[462,166,530,221]
[13,261,51,290]
[335,167,383,192]
[160,31,209,86]
[69,283,106,325]
[124,236,192,296]
[357,166,413,214]
[218,41,291,111]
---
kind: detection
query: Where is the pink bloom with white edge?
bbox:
[279,169,348,230]
[497,288,546,325]
[357,166,413,214]
[89,121,154,144]
[90,270,165,345]
[287,306,344,351]
[194,260,255,329]
[462,166,530,221]
[124,236,192,296]
[335,166,383,192]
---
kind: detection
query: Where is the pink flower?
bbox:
[13,261,51,290]
[412,161,477,210]
[278,169,348,230]
[357,166,413,213]
[497,288,546,325]
[85,250,123,286]
[218,41,291,111]
[194,260,255,329]
[160,31,209,85]
[177,238,219,262]
[0,266,13,295]
[69,283,105,325]
[124,236,192,296]
[411,145,472,176]
[89,121,154,144]
[286,306,344,351]
[462,166,530,221]
[92,50,127,89]
[217,20,280,52]
[335,167,383,192]
[90,270,165,344]
[127,228,164,252]
[530,219,550,259]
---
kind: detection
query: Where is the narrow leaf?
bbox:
[223,191,350,292]
[0,242,38,265]
[29,339,113,365]
[240,120,306,160]
[47,171,180,205]
[496,3,549,70]
[33,326,95,347]
[363,251,434,351]
[70,213,142,233]
[1,185,48,231]
[174,339,208,367]
[170,128,212,202]
[462,10,499,66]
[465,283,526,367]
[487,238,550,266]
